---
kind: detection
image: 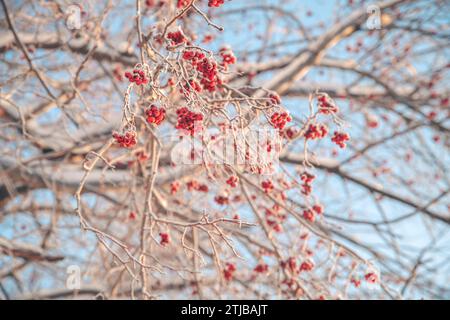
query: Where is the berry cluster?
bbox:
[254,263,269,274]
[208,0,224,7]
[261,180,274,193]
[365,272,378,283]
[331,131,350,148]
[302,205,322,223]
[182,50,206,66]
[269,93,282,105]
[223,262,236,281]
[226,176,238,188]
[265,206,286,233]
[145,105,166,125]
[183,79,202,93]
[159,232,170,246]
[128,211,137,220]
[113,131,137,148]
[176,0,189,8]
[219,47,236,70]
[304,123,328,140]
[186,180,209,192]
[281,257,298,275]
[317,94,338,114]
[176,107,204,135]
[182,49,223,92]
[283,127,298,140]
[124,69,148,85]
[170,181,180,194]
[214,195,229,205]
[299,260,314,272]
[300,171,315,196]
[270,112,292,130]
[167,30,187,45]
[303,209,315,222]
[196,57,222,92]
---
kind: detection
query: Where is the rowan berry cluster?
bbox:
[214,195,229,205]
[283,127,298,140]
[303,209,315,222]
[167,30,187,45]
[196,57,222,92]
[365,272,378,283]
[304,123,328,140]
[317,94,339,114]
[270,112,292,130]
[145,105,166,125]
[170,181,180,194]
[183,79,202,93]
[208,0,224,7]
[186,180,208,192]
[223,262,236,281]
[226,176,238,188]
[124,69,148,85]
[113,131,137,148]
[299,260,314,272]
[182,50,206,65]
[176,0,189,8]
[331,131,350,148]
[302,205,323,222]
[261,180,274,193]
[269,93,281,105]
[300,172,315,196]
[219,47,236,70]
[176,107,204,135]
[159,232,170,246]
[265,206,286,233]
[254,263,269,273]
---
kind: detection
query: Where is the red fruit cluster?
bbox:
[124,69,148,85]
[128,211,137,220]
[214,195,229,205]
[196,58,222,92]
[182,50,222,92]
[351,278,361,288]
[300,171,315,196]
[177,0,189,8]
[266,206,286,233]
[312,204,324,215]
[270,112,292,130]
[281,257,298,274]
[254,263,269,273]
[299,260,314,272]
[167,30,187,45]
[183,79,202,93]
[182,50,206,66]
[226,176,238,188]
[269,93,281,105]
[365,272,378,283]
[331,131,350,148]
[219,48,236,70]
[113,131,137,148]
[159,232,170,246]
[283,127,297,140]
[170,181,180,194]
[208,0,224,7]
[304,123,328,140]
[145,105,166,125]
[186,180,208,192]
[223,262,236,281]
[261,180,274,193]
[303,209,315,222]
[176,107,204,135]
[317,94,338,114]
